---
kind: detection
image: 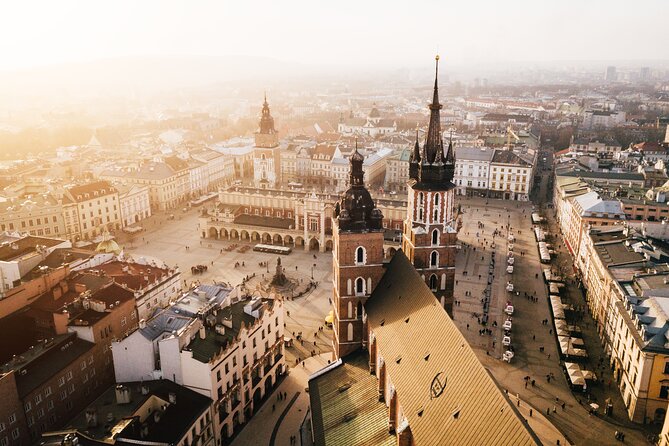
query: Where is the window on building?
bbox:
[355,277,365,295]
[429,274,438,291]
[432,229,439,245]
[430,251,438,268]
[355,246,365,264]
[347,323,354,341]
[661,386,669,399]
[664,362,669,375]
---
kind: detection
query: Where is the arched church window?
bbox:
[347,323,354,341]
[429,274,438,291]
[355,277,365,295]
[355,246,366,265]
[432,229,439,245]
[430,251,438,268]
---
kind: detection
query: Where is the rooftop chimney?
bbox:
[115,384,131,404]
[199,326,206,340]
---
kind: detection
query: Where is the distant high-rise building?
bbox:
[640,66,651,81]
[605,65,617,82]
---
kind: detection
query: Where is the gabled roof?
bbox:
[363,252,538,446]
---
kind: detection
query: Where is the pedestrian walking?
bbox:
[529,409,532,417]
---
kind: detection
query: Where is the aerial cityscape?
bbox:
[2,1,669,446]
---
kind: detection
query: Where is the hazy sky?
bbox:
[1,0,668,72]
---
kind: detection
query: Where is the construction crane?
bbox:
[506,125,520,150]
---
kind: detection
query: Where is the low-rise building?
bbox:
[454,146,494,197]
[116,184,151,227]
[0,333,102,444]
[338,106,397,137]
[0,193,67,239]
[0,234,71,297]
[40,379,214,446]
[488,149,534,201]
[191,147,234,191]
[100,157,191,211]
[111,285,285,443]
[582,109,626,129]
[384,147,411,193]
[66,181,122,241]
[81,260,181,321]
[575,226,669,424]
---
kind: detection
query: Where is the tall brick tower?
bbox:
[253,93,280,187]
[331,147,385,359]
[402,55,457,317]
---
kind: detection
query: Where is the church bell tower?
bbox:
[331,146,385,359]
[402,56,458,317]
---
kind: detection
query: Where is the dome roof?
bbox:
[95,230,122,255]
[335,146,383,232]
[96,238,121,255]
[368,107,381,118]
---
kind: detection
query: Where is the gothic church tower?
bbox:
[402,56,457,316]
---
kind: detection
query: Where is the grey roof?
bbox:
[1,333,94,398]
[574,191,625,217]
[560,171,644,181]
[455,146,495,162]
[140,309,193,341]
[186,298,275,363]
[492,150,530,166]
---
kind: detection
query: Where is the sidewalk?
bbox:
[510,393,570,446]
[230,353,332,446]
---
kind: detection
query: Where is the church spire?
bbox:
[350,139,364,187]
[445,130,455,164]
[425,55,443,164]
[409,127,421,180]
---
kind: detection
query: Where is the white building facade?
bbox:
[111,287,285,443]
[454,146,494,197]
[117,184,151,227]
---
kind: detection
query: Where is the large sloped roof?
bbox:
[308,351,395,446]
[364,251,539,446]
